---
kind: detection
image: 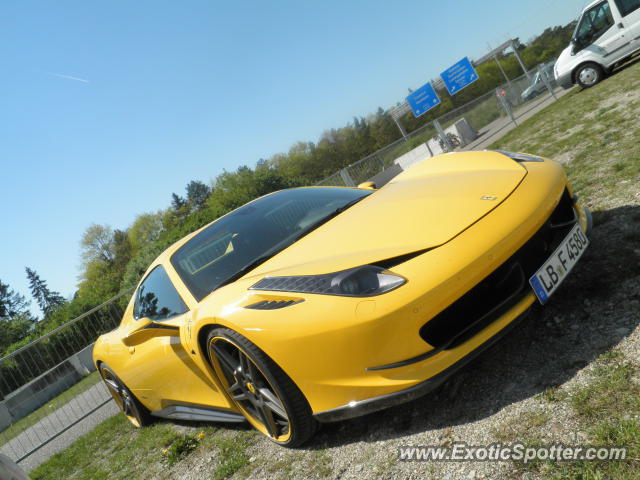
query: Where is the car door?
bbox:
[119,265,228,412]
[613,0,640,50]
[574,1,630,61]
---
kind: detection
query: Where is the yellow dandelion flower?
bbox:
[162,448,169,455]
[197,432,205,439]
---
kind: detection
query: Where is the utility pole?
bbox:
[510,39,532,80]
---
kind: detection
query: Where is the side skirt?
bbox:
[151,405,246,423]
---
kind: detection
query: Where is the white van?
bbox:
[554,0,640,88]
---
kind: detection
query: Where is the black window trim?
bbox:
[133,264,190,322]
[614,0,640,16]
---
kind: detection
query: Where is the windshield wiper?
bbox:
[215,252,280,290]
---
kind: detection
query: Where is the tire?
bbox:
[575,63,604,88]
[99,363,152,428]
[206,327,317,447]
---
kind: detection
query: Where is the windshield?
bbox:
[171,187,372,301]
[573,1,614,51]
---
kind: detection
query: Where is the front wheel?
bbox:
[99,363,151,428]
[206,327,317,447]
[575,63,604,88]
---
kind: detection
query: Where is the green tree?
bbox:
[0,314,35,355]
[171,193,187,210]
[128,212,164,252]
[185,180,212,211]
[0,279,30,318]
[80,224,116,264]
[25,267,65,318]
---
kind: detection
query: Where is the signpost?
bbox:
[440,57,479,95]
[406,82,440,118]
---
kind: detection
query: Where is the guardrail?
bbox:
[0,288,133,463]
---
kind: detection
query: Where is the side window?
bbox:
[134,266,188,321]
[615,0,640,16]
[575,2,615,50]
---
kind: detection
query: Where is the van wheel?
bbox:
[575,63,604,88]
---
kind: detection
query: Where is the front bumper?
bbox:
[555,71,574,89]
[314,201,592,422]
[314,307,531,423]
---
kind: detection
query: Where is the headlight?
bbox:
[250,265,406,297]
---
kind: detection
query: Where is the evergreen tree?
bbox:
[171,193,187,210]
[25,267,65,317]
[185,180,211,211]
[0,279,30,318]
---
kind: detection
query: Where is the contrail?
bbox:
[45,71,90,84]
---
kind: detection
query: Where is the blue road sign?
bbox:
[406,82,440,118]
[440,57,479,95]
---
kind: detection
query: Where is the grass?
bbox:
[488,59,640,480]
[492,408,551,443]
[534,360,640,480]
[0,371,102,443]
[491,59,640,208]
[504,352,640,480]
[30,416,257,480]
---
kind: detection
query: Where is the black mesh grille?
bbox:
[245,300,302,310]
[419,189,576,350]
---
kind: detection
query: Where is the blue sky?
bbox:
[1,0,588,311]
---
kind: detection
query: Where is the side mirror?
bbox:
[122,317,179,346]
[358,181,377,190]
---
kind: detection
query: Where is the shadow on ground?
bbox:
[307,204,640,449]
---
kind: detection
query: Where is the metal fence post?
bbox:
[339,168,356,187]
[540,65,557,100]
[496,88,518,126]
[433,119,452,152]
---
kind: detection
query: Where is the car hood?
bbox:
[248,151,527,277]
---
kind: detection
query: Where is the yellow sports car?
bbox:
[94,150,591,446]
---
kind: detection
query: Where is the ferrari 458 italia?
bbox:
[94,150,591,446]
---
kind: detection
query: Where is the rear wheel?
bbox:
[99,363,151,428]
[206,327,316,447]
[576,63,604,88]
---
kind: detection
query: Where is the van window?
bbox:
[614,0,640,16]
[574,1,615,51]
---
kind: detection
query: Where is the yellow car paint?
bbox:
[93,151,588,428]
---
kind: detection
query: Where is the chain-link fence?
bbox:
[317,60,559,187]
[0,289,132,463]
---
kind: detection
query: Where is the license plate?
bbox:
[529,223,589,304]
